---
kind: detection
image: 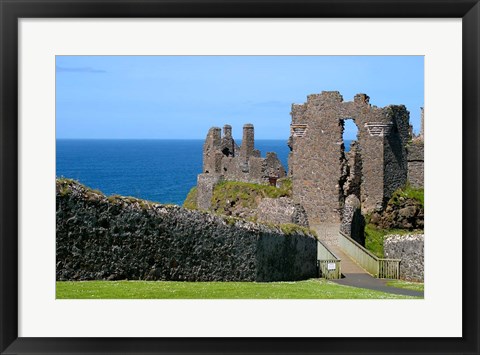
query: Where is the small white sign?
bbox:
[327,262,336,270]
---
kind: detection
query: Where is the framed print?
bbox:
[1,0,479,354]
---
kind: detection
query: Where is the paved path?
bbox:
[323,243,423,298]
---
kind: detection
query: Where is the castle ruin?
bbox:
[197,124,286,210]
[407,107,424,189]
[195,91,424,246]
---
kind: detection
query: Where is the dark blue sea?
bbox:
[56,139,351,206]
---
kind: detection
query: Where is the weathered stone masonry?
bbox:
[407,141,424,189]
[287,92,416,243]
[197,123,286,210]
[384,234,424,282]
[407,108,424,189]
[56,179,317,282]
[194,91,423,249]
[289,92,411,222]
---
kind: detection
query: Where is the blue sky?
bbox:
[56,56,424,140]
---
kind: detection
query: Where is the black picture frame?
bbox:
[1,1,478,354]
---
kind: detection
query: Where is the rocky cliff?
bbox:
[56,179,318,282]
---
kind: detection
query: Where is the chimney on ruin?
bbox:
[241,123,255,158]
[207,127,221,147]
[221,124,236,157]
[202,127,222,174]
[223,124,232,137]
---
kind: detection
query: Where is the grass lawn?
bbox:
[57,279,420,299]
[386,280,424,292]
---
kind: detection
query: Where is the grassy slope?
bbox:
[56,279,419,299]
[183,178,292,211]
[364,184,424,257]
[389,184,424,209]
[183,186,198,209]
[212,179,292,209]
[364,225,423,258]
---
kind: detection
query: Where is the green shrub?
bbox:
[389,183,424,208]
[183,186,198,210]
[364,216,423,258]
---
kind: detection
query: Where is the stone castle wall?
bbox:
[407,140,424,188]
[257,197,309,227]
[343,141,362,198]
[196,174,223,210]
[383,105,411,203]
[384,234,424,282]
[288,91,411,230]
[56,179,317,282]
[407,107,424,188]
[340,195,365,245]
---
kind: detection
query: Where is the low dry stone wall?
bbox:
[257,197,309,227]
[384,234,424,282]
[56,179,317,282]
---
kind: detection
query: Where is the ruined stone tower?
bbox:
[407,107,424,189]
[288,91,411,242]
[197,123,286,210]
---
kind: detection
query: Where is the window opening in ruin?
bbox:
[340,118,362,202]
[342,118,359,152]
[268,177,277,187]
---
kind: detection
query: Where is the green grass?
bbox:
[364,223,387,257]
[364,223,423,258]
[259,221,317,237]
[183,179,292,212]
[389,184,424,208]
[386,280,424,292]
[56,279,419,299]
[183,186,198,209]
[58,177,159,210]
[211,179,292,211]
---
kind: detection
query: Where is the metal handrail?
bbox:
[317,240,342,279]
[338,231,401,279]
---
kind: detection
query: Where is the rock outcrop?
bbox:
[56,179,318,282]
[370,196,424,230]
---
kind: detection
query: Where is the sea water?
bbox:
[56,139,351,206]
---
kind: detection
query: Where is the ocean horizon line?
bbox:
[56,137,357,141]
